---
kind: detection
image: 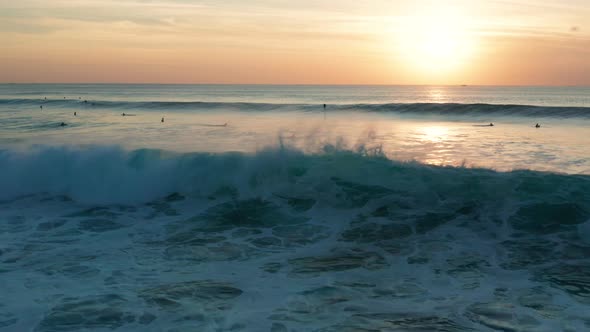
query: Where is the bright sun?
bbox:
[395,7,475,76]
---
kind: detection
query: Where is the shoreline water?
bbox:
[1,144,589,331]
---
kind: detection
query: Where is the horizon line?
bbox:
[1,83,589,88]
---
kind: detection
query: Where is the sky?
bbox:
[1,0,589,85]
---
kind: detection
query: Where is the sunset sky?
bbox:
[1,0,589,85]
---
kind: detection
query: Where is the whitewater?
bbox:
[1,84,590,331]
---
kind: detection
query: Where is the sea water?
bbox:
[0,84,589,331]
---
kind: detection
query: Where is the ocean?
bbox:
[1,84,589,331]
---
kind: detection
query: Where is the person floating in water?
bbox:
[60,122,67,127]
[84,100,88,103]
[535,123,540,128]
[161,117,164,123]
[40,105,43,109]
[489,123,494,126]
[122,113,126,116]
[74,112,77,116]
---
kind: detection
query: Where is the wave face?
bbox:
[3,98,590,118]
[2,145,590,331]
[1,145,589,207]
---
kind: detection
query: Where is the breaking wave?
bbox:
[2,98,590,118]
[2,144,590,331]
[1,145,589,211]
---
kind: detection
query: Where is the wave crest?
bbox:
[2,98,590,118]
[1,145,589,208]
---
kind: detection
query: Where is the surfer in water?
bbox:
[74,112,77,116]
[60,122,67,127]
[40,105,43,109]
[489,123,494,126]
[535,123,541,128]
[323,104,326,109]
[122,113,126,116]
[161,117,164,123]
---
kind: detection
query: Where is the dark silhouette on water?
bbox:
[40,105,43,109]
[122,113,126,116]
[161,117,165,123]
[196,123,228,127]
[323,104,326,109]
[489,123,494,126]
[74,112,77,116]
[535,123,541,128]
[60,122,67,127]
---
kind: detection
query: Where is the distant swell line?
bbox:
[2,98,590,118]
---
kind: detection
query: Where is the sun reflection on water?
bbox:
[420,125,449,142]
[428,88,447,103]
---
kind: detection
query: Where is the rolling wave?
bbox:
[1,145,589,210]
[2,98,590,118]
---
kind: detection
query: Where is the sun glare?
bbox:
[420,125,449,142]
[396,7,475,76]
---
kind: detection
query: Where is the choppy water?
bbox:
[1,84,590,331]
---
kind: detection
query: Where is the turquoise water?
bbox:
[1,84,589,331]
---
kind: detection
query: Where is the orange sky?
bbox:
[1,0,589,85]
